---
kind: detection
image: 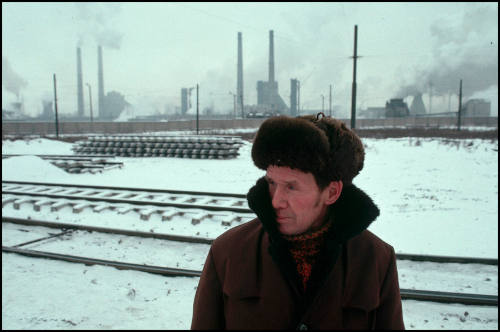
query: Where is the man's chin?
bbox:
[278,224,301,236]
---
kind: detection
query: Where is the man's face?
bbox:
[265,165,332,235]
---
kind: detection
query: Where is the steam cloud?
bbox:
[397,4,498,98]
[75,3,123,49]
[2,56,28,98]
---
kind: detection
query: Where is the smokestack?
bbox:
[77,47,84,117]
[269,30,274,83]
[237,32,244,116]
[98,45,105,118]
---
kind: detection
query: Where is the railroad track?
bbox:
[3,216,498,266]
[2,180,254,225]
[3,180,497,264]
[2,216,498,307]
[2,242,497,307]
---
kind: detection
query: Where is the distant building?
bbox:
[2,109,16,120]
[181,87,194,115]
[256,80,288,114]
[361,107,386,119]
[40,100,54,120]
[410,93,426,115]
[385,98,409,117]
[290,78,298,117]
[462,99,491,117]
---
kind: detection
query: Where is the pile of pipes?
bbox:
[72,135,244,159]
[49,157,123,174]
[2,154,123,174]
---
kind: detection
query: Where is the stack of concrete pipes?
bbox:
[72,135,243,159]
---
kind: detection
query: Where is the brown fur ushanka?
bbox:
[251,115,365,187]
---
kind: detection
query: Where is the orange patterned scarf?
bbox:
[283,221,332,291]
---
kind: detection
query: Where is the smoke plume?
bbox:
[75,3,123,49]
[2,56,28,98]
[397,4,498,98]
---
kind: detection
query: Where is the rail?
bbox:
[2,245,497,306]
[2,180,251,215]
[3,216,497,266]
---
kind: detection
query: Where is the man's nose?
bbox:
[271,186,287,210]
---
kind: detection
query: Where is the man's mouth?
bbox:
[276,215,291,222]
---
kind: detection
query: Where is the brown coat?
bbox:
[192,178,405,330]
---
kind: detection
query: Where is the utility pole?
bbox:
[297,80,301,116]
[237,32,244,119]
[53,73,59,138]
[457,79,463,131]
[196,84,199,134]
[329,84,332,117]
[350,25,358,129]
[321,94,325,113]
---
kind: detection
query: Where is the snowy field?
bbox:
[2,134,498,329]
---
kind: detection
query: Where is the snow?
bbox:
[2,135,498,329]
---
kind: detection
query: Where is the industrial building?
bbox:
[409,93,426,116]
[255,30,289,115]
[462,99,491,117]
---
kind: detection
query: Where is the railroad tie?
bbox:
[196,197,216,205]
[220,214,240,226]
[108,192,128,199]
[2,185,22,191]
[161,210,183,221]
[73,203,94,214]
[140,208,160,221]
[93,204,111,213]
[117,205,137,215]
[33,187,53,193]
[13,198,35,210]
[191,212,212,225]
[2,197,18,208]
[50,201,73,212]
[230,200,246,207]
[33,200,55,212]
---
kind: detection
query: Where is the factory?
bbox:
[182,30,293,119]
[1,28,493,122]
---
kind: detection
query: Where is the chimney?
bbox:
[97,45,105,118]
[237,32,244,115]
[269,30,275,83]
[77,47,84,117]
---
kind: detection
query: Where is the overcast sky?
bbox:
[2,2,498,117]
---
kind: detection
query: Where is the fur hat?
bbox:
[251,114,365,187]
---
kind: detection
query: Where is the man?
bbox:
[191,114,405,329]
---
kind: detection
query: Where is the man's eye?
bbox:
[287,185,295,191]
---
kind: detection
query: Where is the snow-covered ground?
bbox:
[2,135,498,329]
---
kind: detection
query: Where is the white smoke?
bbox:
[2,56,28,98]
[75,3,123,49]
[397,3,498,99]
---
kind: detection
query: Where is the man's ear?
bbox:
[324,180,343,205]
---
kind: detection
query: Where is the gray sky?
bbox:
[2,2,498,117]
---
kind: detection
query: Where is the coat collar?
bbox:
[246,176,379,307]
